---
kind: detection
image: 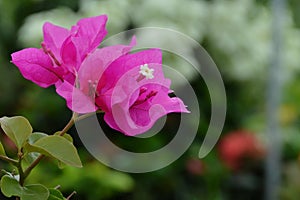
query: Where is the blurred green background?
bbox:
[1,0,300,199]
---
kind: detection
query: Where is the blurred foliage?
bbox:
[1,0,300,199]
[26,151,134,200]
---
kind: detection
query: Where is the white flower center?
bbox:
[139,64,154,79]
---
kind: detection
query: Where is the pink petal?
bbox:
[60,36,79,72]
[42,22,70,62]
[76,15,108,55]
[101,62,168,108]
[105,103,167,136]
[105,103,141,135]
[60,15,108,71]
[106,93,189,136]
[99,55,189,135]
[79,37,136,95]
[11,48,62,88]
[97,48,162,94]
[151,91,190,114]
[56,81,97,113]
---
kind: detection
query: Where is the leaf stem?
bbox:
[0,155,18,165]
[59,113,77,136]
[66,191,77,199]
[75,110,104,121]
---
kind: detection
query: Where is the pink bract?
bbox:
[96,49,190,136]
[11,48,63,88]
[11,15,108,88]
[56,37,136,113]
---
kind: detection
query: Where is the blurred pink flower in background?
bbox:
[186,158,205,176]
[218,130,265,171]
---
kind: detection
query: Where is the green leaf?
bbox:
[57,161,67,169]
[48,188,65,200]
[23,153,39,165]
[28,135,82,168]
[24,132,48,164]
[0,175,22,197]
[21,184,49,200]
[54,132,73,143]
[0,175,49,200]
[0,141,6,156]
[0,116,32,150]
[28,132,48,144]
[53,133,74,169]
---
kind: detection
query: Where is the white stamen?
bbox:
[88,79,98,96]
[139,64,154,79]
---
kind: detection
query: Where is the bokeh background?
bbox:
[1,0,300,199]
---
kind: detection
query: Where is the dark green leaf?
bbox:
[21,184,49,200]
[0,175,22,197]
[0,175,49,200]
[48,188,65,200]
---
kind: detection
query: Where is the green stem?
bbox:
[0,155,18,165]
[17,151,25,186]
[59,113,77,136]
[22,155,44,181]
[75,110,104,121]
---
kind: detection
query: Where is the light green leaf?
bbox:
[21,184,49,200]
[0,141,6,156]
[54,133,74,169]
[48,188,65,200]
[0,175,22,197]
[28,135,82,168]
[54,132,73,143]
[0,116,32,150]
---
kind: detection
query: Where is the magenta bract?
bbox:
[11,15,108,88]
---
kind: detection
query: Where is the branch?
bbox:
[0,155,18,166]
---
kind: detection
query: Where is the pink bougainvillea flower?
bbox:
[11,14,189,136]
[95,49,190,136]
[56,37,136,113]
[11,15,108,88]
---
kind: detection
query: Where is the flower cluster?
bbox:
[11,15,189,136]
